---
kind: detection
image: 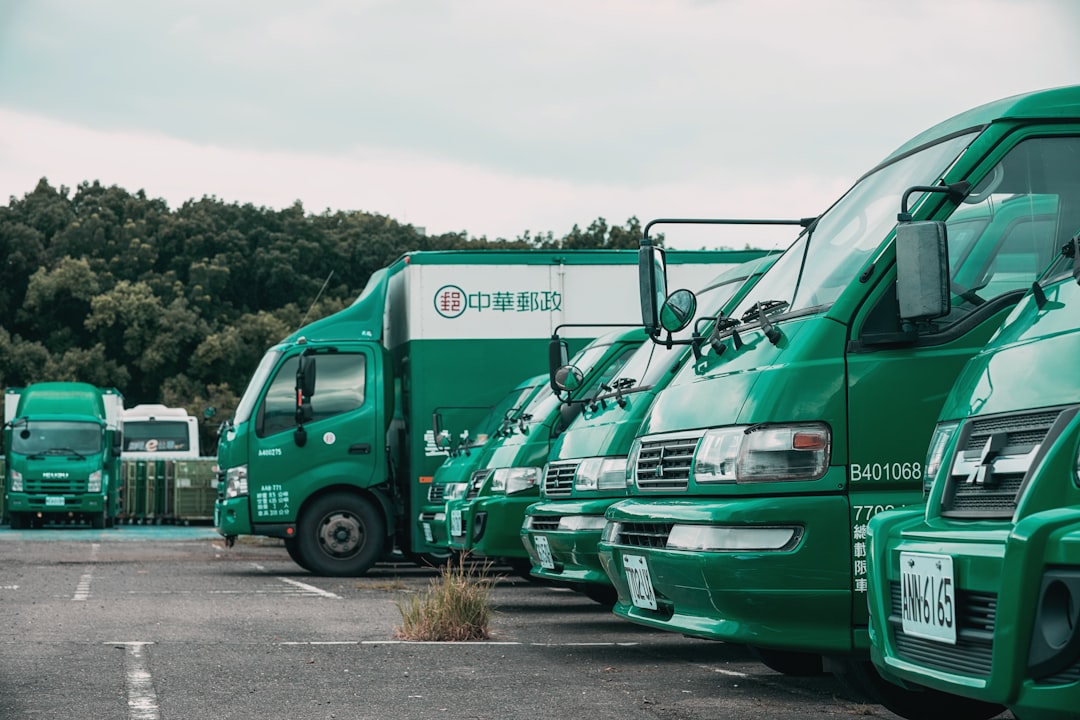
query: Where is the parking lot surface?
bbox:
[0,526,1009,719]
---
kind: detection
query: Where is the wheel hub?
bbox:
[319,512,364,556]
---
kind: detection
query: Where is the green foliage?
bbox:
[394,555,497,641]
[0,177,650,454]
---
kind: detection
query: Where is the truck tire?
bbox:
[90,511,106,530]
[9,512,26,530]
[832,659,1004,720]
[296,493,385,577]
[748,646,825,676]
[284,537,313,571]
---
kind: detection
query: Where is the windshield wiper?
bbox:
[48,447,87,459]
[741,300,788,345]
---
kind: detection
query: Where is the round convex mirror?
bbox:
[659,289,698,332]
[553,365,584,392]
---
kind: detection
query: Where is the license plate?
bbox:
[534,535,555,570]
[422,522,434,544]
[45,496,64,507]
[900,552,956,644]
[450,509,463,538]
[623,554,657,610]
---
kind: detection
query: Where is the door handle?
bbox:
[349,443,371,455]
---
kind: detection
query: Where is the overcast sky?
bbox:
[1,0,1078,249]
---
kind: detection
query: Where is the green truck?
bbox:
[3,382,124,529]
[439,325,647,575]
[864,171,1080,715]
[418,373,547,554]
[214,249,726,576]
[520,256,775,602]
[595,84,1080,719]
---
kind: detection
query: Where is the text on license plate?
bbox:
[623,554,657,610]
[900,551,956,644]
[45,496,65,507]
[533,535,555,570]
[449,509,463,537]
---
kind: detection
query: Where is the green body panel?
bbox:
[443,328,646,559]
[3,382,123,525]
[597,85,1080,665]
[867,270,1080,718]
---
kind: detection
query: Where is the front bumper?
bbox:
[215,496,253,536]
[447,493,537,558]
[521,498,616,586]
[868,507,1080,717]
[597,495,853,653]
[6,492,105,515]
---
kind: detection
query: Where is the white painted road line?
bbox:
[72,543,100,601]
[276,576,343,599]
[110,642,161,720]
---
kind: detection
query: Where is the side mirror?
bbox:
[659,289,698,333]
[548,336,570,390]
[113,430,124,457]
[896,221,950,321]
[639,244,669,336]
[553,365,584,393]
[203,406,217,420]
[295,354,316,424]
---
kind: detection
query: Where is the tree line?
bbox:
[0,178,653,453]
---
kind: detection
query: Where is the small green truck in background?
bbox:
[4,382,123,529]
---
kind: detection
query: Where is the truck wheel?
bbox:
[832,659,1004,720]
[408,550,456,570]
[90,511,106,530]
[9,513,25,530]
[296,493,384,577]
[749,646,825,676]
[284,537,313,571]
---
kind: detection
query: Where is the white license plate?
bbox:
[450,509,463,538]
[422,522,434,544]
[534,535,555,570]
[623,554,657,610]
[45,496,65,507]
[900,552,956,644]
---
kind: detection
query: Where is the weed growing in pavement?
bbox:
[394,554,496,641]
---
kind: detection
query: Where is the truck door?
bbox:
[246,346,380,525]
[846,131,1080,623]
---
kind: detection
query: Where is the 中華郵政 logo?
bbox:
[434,285,467,318]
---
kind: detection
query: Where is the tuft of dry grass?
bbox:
[394,554,496,641]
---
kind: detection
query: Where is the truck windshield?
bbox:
[123,422,191,452]
[234,349,283,425]
[470,383,541,446]
[617,270,758,390]
[12,421,102,456]
[729,131,978,319]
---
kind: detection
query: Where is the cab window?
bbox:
[257,353,367,437]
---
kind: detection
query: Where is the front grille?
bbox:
[427,484,446,502]
[889,582,996,676]
[529,516,561,532]
[544,461,578,498]
[26,477,86,494]
[634,432,703,492]
[941,406,1076,518]
[614,521,673,548]
[467,469,491,500]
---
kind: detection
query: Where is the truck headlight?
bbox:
[575,457,629,491]
[694,423,830,483]
[924,422,959,497]
[87,470,102,493]
[443,482,468,501]
[225,465,249,498]
[558,515,609,531]
[9,469,22,492]
[490,466,540,495]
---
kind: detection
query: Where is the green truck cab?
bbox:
[440,327,646,574]
[520,256,775,602]
[596,85,1080,719]
[417,373,547,553]
[865,190,1080,716]
[4,382,123,529]
[215,249,723,576]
